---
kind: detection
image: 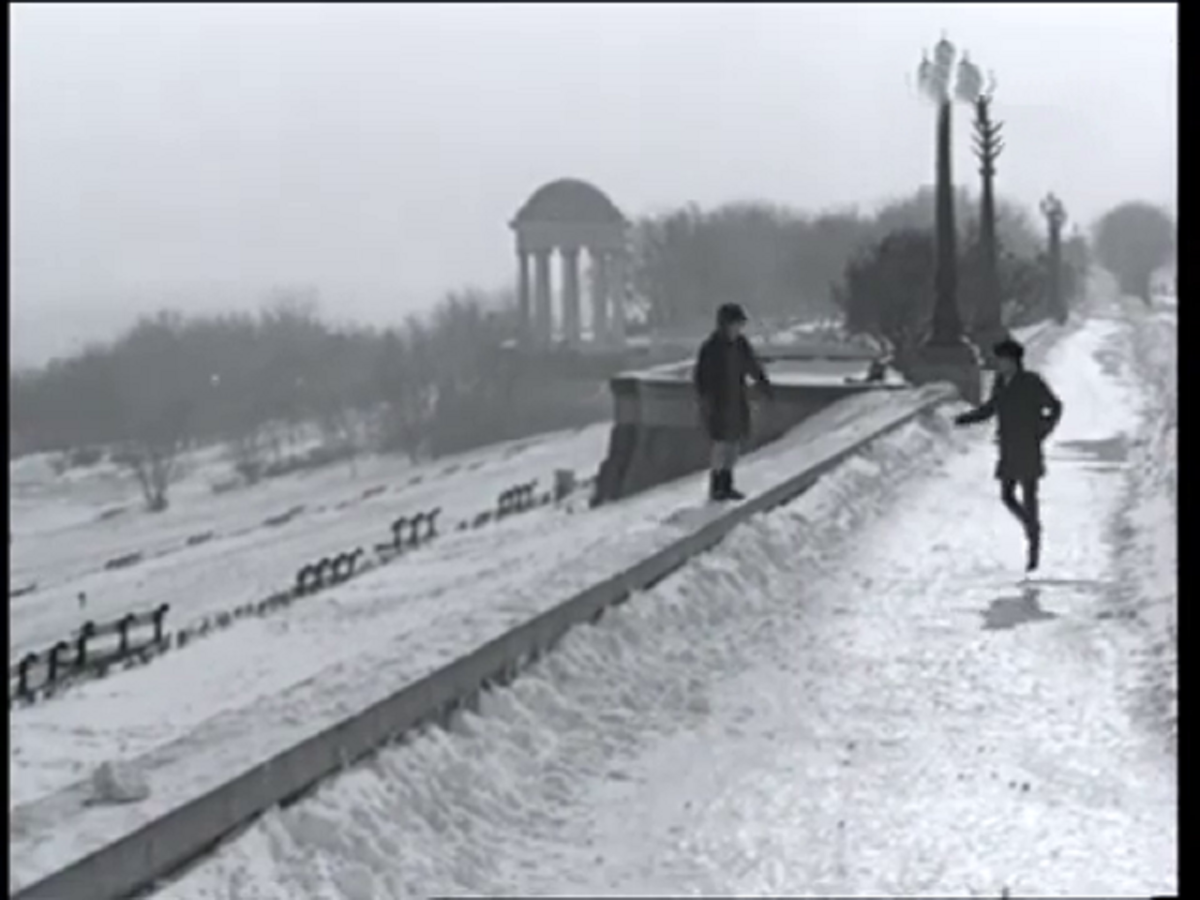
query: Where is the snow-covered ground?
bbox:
[9,379,950,892]
[9,426,608,658]
[9,425,606,801]
[156,303,1174,898]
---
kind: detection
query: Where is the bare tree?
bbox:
[835,229,936,362]
[1093,202,1175,304]
[119,438,185,512]
[227,425,268,484]
[112,312,195,512]
[375,325,433,461]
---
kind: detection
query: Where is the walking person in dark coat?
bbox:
[953,337,1063,571]
[693,303,773,501]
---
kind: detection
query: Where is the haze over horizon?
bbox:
[11,2,1176,367]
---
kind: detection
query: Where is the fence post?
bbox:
[75,621,96,669]
[48,641,70,686]
[392,517,407,550]
[152,604,170,644]
[118,613,137,657]
[429,508,441,539]
[17,653,38,698]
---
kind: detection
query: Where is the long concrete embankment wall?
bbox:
[13,385,959,900]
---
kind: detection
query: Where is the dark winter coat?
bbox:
[693,331,771,442]
[955,368,1063,481]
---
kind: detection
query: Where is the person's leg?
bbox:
[1022,478,1042,570]
[724,441,744,499]
[708,442,727,499]
[1020,478,1041,534]
[999,479,1026,525]
[711,441,739,499]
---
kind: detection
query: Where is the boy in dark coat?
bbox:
[953,337,1063,571]
[693,303,773,501]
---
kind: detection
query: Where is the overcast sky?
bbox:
[11,2,1176,365]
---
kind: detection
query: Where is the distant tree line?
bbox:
[630,186,1043,330]
[12,187,1077,512]
[9,291,526,508]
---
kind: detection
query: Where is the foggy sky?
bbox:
[11,2,1176,366]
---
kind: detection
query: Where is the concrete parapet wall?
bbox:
[12,386,956,900]
[594,372,905,504]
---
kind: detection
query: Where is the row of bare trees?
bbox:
[10,291,521,510]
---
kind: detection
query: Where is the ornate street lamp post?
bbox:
[917,37,985,344]
[1040,192,1068,324]
[906,35,985,403]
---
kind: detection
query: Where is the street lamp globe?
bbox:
[917,37,986,106]
[1040,193,1067,227]
[955,53,985,104]
[934,35,957,71]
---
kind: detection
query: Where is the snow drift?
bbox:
[1118,301,1176,751]
[157,408,963,899]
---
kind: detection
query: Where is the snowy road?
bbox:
[160,306,1175,898]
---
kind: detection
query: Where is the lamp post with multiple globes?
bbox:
[907,35,985,403]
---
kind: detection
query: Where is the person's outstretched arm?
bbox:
[954,380,999,426]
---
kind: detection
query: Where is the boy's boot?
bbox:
[723,470,745,501]
[708,470,723,501]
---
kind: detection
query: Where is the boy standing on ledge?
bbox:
[693,303,773,502]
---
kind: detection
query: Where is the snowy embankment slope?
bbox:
[9,425,607,805]
[148,401,968,900]
[159,310,1172,899]
[9,426,607,658]
[10,381,950,893]
[1117,298,1176,750]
